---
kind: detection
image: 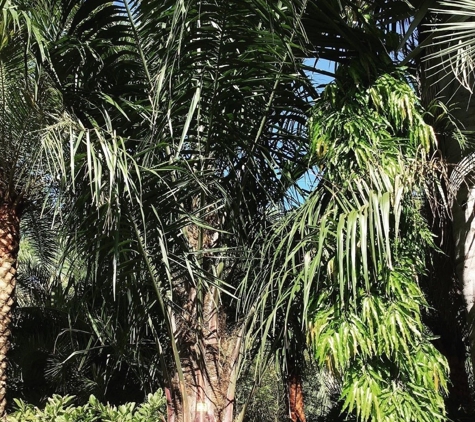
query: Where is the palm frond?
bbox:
[424,0,475,93]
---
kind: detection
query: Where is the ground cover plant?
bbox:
[7,391,166,422]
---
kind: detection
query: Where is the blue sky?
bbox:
[286,59,335,205]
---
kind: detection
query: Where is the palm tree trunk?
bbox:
[165,200,243,422]
[285,346,306,422]
[425,217,472,415]
[452,183,475,371]
[0,202,19,416]
[436,89,475,374]
[420,15,475,410]
[168,288,242,422]
[287,372,306,422]
[168,333,242,421]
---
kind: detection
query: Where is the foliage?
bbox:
[246,60,450,421]
[7,390,166,422]
[0,0,59,204]
[235,356,340,422]
[36,1,314,415]
[309,66,448,421]
[423,0,475,92]
[236,362,287,422]
[3,0,473,420]
[9,216,162,409]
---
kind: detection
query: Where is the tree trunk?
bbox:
[0,203,19,416]
[287,373,306,422]
[284,342,306,422]
[419,13,475,412]
[425,223,472,414]
[435,78,475,373]
[453,184,475,366]
[164,198,244,422]
[167,293,242,422]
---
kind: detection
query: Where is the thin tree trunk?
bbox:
[166,387,176,422]
[0,203,19,416]
[287,373,306,422]
[285,347,306,422]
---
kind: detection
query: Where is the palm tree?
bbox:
[10,211,162,408]
[0,0,61,414]
[374,2,475,416]
[300,2,475,418]
[30,1,472,421]
[38,1,316,421]
[249,58,454,421]
[414,0,475,383]
[35,1,468,421]
[242,3,460,421]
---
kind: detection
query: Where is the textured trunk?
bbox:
[166,387,176,422]
[425,213,472,414]
[285,347,306,422]
[440,86,475,374]
[287,373,306,422]
[168,196,242,422]
[0,203,19,416]
[167,289,241,422]
[453,184,475,369]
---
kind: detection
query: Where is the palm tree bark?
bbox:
[168,316,242,421]
[287,372,306,422]
[168,220,242,422]
[0,202,19,416]
[425,228,472,414]
[428,78,475,366]
[453,184,475,365]
[284,315,307,422]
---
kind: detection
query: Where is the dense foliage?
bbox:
[7,391,166,422]
[246,61,453,421]
[0,0,475,421]
[309,67,448,421]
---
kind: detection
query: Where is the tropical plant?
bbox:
[35,1,315,421]
[416,2,475,396]
[238,3,467,420]
[235,356,339,422]
[245,60,451,421]
[9,218,160,409]
[13,1,473,421]
[7,390,166,422]
[0,0,62,414]
[304,2,475,417]
[309,68,447,422]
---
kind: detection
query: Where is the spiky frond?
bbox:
[424,0,475,93]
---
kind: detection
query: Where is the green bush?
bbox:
[7,390,166,421]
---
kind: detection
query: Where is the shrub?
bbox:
[7,389,166,421]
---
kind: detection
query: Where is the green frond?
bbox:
[247,65,449,421]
